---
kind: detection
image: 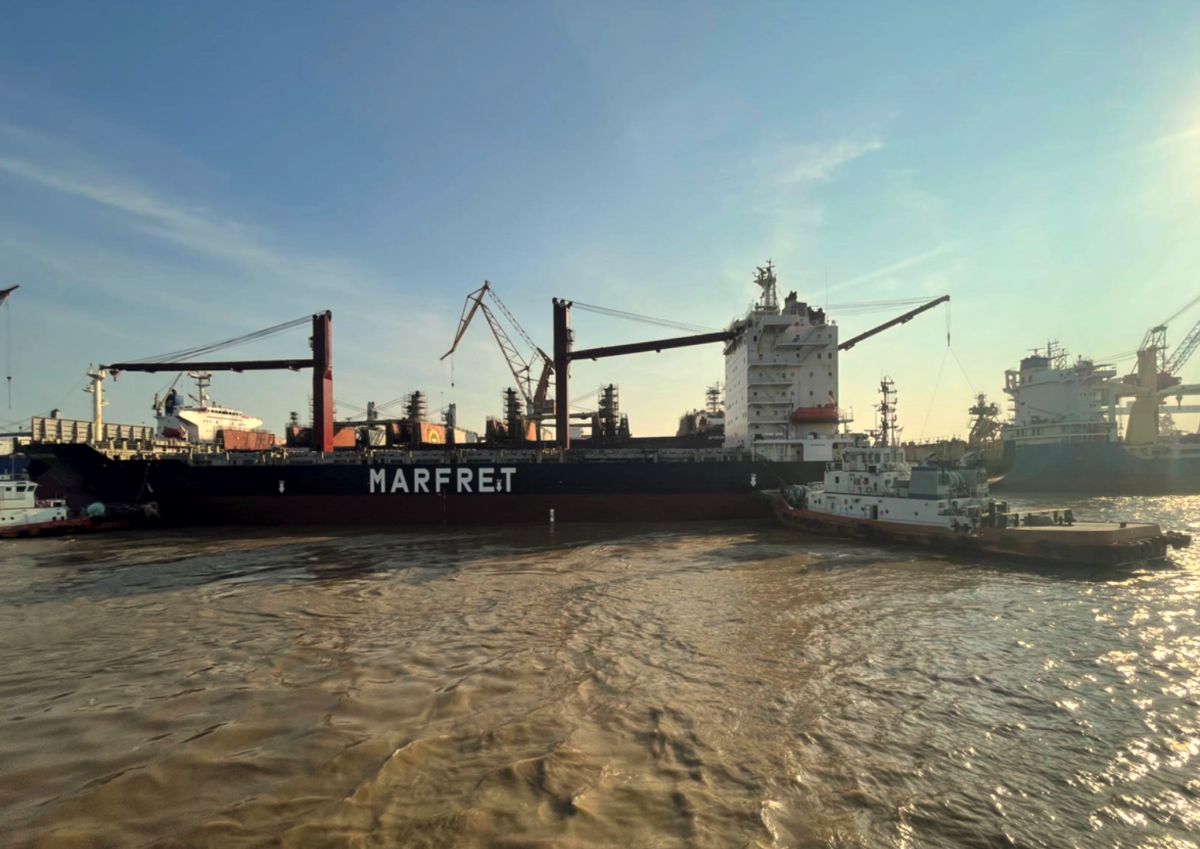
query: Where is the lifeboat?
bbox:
[790,404,839,424]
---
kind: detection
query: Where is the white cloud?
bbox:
[777,136,883,185]
[830,243,955,293]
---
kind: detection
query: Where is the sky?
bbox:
[1,1,1199,441]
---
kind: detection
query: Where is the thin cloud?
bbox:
[829,243,955,293]
[0,153,298,283]
[779,136,883,184]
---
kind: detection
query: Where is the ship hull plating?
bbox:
[995,441,1200,495]
[32,445,825,525]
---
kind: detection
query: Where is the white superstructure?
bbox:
[797,437,994,531]
[154,372,263,443]
[723,262,853,462]
[0,474,68,528]
[1000,342,1119,448]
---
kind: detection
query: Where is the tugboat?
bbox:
[0,473,159,540]
[766,436,1191,566]
[0,473,69,535]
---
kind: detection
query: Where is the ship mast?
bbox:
[84,364,108,442]
[754,261,779,313]
[188,371,213,408]
[875,376,898,447]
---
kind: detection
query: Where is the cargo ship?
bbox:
[994,339,1200,494]
[767,437,1191,565]
[26,265,949,525]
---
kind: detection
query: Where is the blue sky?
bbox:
[1,1,1199,439]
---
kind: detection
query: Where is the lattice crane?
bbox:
[1134,292,1200,379]
[442,281,555,417]
[1164,317,1200,377]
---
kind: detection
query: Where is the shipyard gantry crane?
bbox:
[1113,293,1200,443]
[442,281,555,418]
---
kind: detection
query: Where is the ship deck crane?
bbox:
[101,311,335,451]
[442,281,555,417]
[552,289,950,449]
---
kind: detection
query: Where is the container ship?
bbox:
[26,265,948,525]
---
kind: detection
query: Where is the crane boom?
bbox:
[442,281,555,416]
[837,295,950,351]
[441,281,492,362]
[1164,317,1200,376]
[0,285,18,308]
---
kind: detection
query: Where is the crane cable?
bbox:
[918,299,969,440]
[4,297,11,409]
[571,302,717,334]
[122,314,313,365]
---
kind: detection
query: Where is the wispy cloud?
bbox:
[830,243,955,293]
[734,133,885,283]
[0,151,330,295]
[776,136,883,185]
[0,133,469,379]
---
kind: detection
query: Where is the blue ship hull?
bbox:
[0,455,29,476]
[995,441,1200,494]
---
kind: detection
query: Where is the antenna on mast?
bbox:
[754,261,778,312]
[875,376,898,447]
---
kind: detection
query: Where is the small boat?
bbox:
[766,438,1191,566]
[0,473,155,539]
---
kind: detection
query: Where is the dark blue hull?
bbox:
[995,441,1200,494]
[30,444,825,525]
[0,455,29,476]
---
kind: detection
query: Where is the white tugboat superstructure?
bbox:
[0,473,67,528]
[798,437,992,531]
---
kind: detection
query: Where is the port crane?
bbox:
[101,311,335,451]
[1112,294,1200,442]
[442,281,555,418]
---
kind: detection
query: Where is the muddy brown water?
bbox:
[2,496,1199,847]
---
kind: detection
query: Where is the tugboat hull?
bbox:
[767,493,1180,566]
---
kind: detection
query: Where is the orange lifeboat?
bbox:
[789,404,839,424]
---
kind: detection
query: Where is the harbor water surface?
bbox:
[2,496,1199,848]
